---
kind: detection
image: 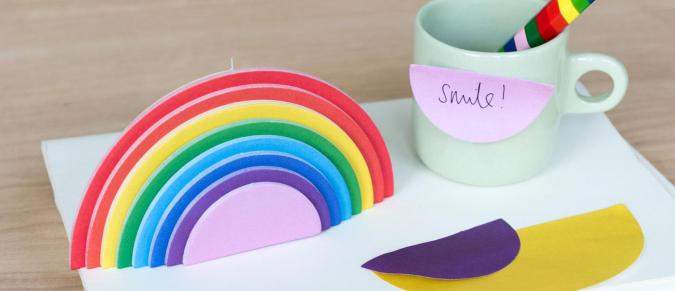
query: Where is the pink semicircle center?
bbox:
[183,182,322,265]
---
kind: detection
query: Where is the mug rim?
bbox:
[416,0,568,57]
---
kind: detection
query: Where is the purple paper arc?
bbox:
[362,219,520,280]
[165,167,331,266]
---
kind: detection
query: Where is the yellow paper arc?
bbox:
[375,204,644,291]
[99,101,374,268]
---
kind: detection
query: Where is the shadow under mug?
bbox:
[413,0,628,186]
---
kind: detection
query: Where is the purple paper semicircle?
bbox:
[166,167,329,266]
[362,219,520,280]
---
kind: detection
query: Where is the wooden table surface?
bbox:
[1,0,673,289]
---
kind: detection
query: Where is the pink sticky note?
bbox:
[183,182,322,265]
[410,64,554,143]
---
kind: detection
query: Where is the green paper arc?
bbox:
[116,120,361,267]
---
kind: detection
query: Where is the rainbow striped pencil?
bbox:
[499,0,595,52]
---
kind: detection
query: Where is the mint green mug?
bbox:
[413,0,628,186]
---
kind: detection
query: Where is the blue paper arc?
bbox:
[133,135,350,267]
[148,153,340,267]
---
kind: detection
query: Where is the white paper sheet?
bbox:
[42,98,675,291]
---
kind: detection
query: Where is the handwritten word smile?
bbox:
[438,82,506,109]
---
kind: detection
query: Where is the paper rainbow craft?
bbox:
[69,68,394,269]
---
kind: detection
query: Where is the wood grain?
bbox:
[0,0,672,290]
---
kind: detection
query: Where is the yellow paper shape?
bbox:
[376,204,644,291]
[99,101,374,268]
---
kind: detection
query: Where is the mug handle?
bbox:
[562,53,628,114]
